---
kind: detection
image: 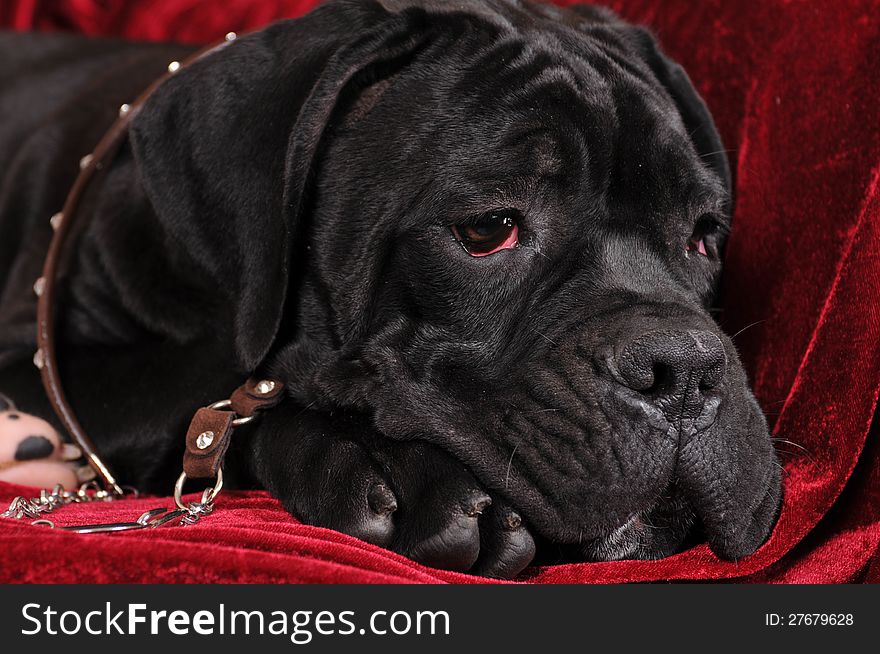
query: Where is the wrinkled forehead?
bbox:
[370,35,706,210]
[327,4,723,226]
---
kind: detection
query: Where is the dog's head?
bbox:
[131,0,781,560]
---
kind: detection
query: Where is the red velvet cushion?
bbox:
[1,0,878,583]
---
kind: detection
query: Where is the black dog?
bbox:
[0,0,781,578]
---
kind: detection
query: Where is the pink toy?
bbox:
[0,393,89,489]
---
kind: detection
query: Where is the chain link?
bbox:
[1,481,117,520]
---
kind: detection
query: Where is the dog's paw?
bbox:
[0,393,91,488]
[254,408,534,578]
[366,440,536,577]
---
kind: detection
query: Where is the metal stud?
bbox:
[255,380,276,395]
[50,212,63,231]
[196,431,215,450]
[79,154,93,170]
[167,60,181,74]
[33,277,45,297]
[225,32,237,42]
[33,349,45,370]
[118,103,131,117]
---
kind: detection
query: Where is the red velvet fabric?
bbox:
[1,0,878,584]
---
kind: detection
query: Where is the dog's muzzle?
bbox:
[518,315,781,561]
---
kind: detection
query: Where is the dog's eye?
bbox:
[686,216,724,259]
[451,210,520,257]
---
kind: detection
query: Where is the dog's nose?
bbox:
[612,330,726,411]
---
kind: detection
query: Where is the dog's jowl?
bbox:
[0,0,781,578]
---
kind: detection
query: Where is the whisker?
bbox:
[529,246,551,261]
[730,319,767,340]
[771,460,791,478]
[770,437,813,456]
[292,401,316,419]
[531,329,558,346]
[638,516,665,530]
[699,148,736,158]
[504,444,519,490]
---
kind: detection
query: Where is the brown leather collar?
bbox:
[32,32,283,494]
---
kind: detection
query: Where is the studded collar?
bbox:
[31,31,283,496]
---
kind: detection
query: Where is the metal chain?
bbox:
[0,470,220,534]
[1,481,118,520]
[0,390,244,533]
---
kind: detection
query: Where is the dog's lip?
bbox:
[588,515,641,560]
[579,492,699,562]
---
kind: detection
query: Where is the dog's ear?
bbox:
[130,1,421,372]
[627,27,733,211]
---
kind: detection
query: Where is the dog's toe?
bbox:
[254,410,400,549]
[471,504,536,578]
[342,481,398,547]
[400,487,490,571]
[406,516,481,571]
[318,471,398,548]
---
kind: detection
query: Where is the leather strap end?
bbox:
[183,407,234,479]
[229,378,285,417]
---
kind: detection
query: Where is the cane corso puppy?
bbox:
[0,0,781,578]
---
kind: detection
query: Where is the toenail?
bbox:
[503,511,522,530]
[466,493,492,516]
[367,483,398,515]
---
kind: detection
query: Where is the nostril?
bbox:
[698,366,723,392]
[649,362,674,394]
[612,329,727,399]
[689,330,726,391]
